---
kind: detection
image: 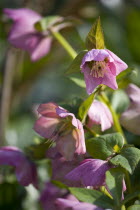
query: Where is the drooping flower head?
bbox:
[80,49,128,94]
[66,159,112,188]
[4,8,52,61]
[0,146,38,187]
[120,84,140,135]
[34,103,86,160]
[87,100,113,131]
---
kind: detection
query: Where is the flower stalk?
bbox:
[50,30,77,59]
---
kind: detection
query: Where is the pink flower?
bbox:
[40,182,65,210]
[80,49,128,94]
[4,8,52,61]
[0,146,38,187]
[55,197,104,210]
[66,159,112,188]
[87,100,113,131]
[120,84,140,135]
[34,103,86,160]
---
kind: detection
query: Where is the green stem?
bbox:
[84,125,99,137]
[98,93,127,144]
[50,30,77,59]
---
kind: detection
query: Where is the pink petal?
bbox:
[106,49,128,75]
[56,107,79,128]
[81,49,109,68]
[88,100,113,131]
[126,84,140,104]
[82,66,102,95]
[0,146,38,187]
[55,198,104,210]
[30,36,52,61]
[66,159,112,187]
[33,116,60,139]
[102,71,118,90]
[37,102,58,118]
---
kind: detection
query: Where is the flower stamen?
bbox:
[90,61,108,78]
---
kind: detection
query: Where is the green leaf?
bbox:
[51,180,68,190]
[66,50,87,75]
[127,205,140,210]
[34,16,61,31]
[69,187,113,209]
[110,147,140,174]
[25,139,52,160]
[122,191,140,205]
[68,73,86,88]
[106,168,124,206]
[78,92,95,123]
[86,17,105,50]
[86,133,124,160]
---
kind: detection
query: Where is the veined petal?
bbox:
[126,84,140,104]
[37,102,58,118]
[66,159,112,187]
[0,146,38,187]
[88,100,113,131]
[102,72,118,90]
[33,116,60,139]
[106,49,128,75]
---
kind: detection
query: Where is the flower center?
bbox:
[89,60,108,78]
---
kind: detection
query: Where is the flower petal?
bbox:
[33,116,60,139]
[37,102,58,118]
[107,49,128,75]
[102,72,118,90]
[55,198,104,210]
[88,100,113,131]
[0,146,38,187]
[66,159,112,187]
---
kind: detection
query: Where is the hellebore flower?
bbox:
[80,49,128,94]
[40,182,65,210]
[34,103,86,160]
[0,146,38,187]
[87,100,113,131]
[55,197,104,210]
[66,159,112,188]
[4,8,52,61]
[120,84,140,135]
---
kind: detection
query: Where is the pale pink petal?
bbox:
[31,37,52,61]
[106,49,128,75]
[81,49,109,68]
[37,102,58,118]
[0,146,38,187]
[55,198,104,210]
[102,72,118,90]
[126,84,140,104]
[83,67,102,95]
[88,100,113,131]
[56,107,79,128]
[33,116,60,139]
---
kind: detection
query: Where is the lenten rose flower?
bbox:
[40,182,65,210]
[87,100,113,131]
[0,146,38,187]
[4,8,52,61]
[34,103,86,160]
[120,84,140,135]
[80,49,128,94]
[55,197,104,210]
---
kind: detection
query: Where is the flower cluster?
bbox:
[3,6,140,210]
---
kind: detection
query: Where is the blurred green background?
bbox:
[0,0,140,209]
